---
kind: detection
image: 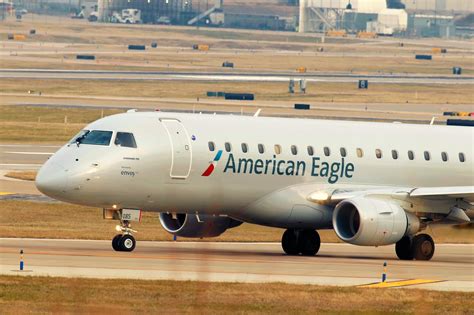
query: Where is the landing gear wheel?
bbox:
[395,236,414,260]
[412,234,435,261]
[298,230,321,256]
[112,234,123,251]
[282,229,299,255]
[119,234,136,252]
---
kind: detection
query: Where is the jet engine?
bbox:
[333,197,420,246]
[159,213,242,238]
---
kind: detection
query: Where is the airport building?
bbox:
[401,0,474,14]
[97,0,196,24]
[299,0,470,37]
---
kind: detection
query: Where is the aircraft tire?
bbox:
[298,230,320,256]
[112,234,123,251]
[281,229,299,255]
[119,234,136,252]
[412,234,435,261]
[395,236,414,260]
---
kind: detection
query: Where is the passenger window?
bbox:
[408,150,415,160]
[391,150,398,160]
[115,132,137,148]
[356,148,364,158]
[241,143,248,153]
[208,142,215,152]
[307,146,314,156]
[291,145,298,155]
[324,147,330,157]
[274,144,282,155]
[375,149,383,159]
[424,151,431,161]
[340,148,347,157]
[258,144,265,154]
[78,130,113,146]
[225,142,232,152]
[459,152,466,163]
[441,152,448,162]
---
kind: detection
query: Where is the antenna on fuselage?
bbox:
[254,109,262,117]
[430,117,437,125]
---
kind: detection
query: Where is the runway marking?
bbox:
[359,279,443,288]
[0,145,60,148]
[5,151,53,155]
[0,164,43,167]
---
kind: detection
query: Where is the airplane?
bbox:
[35,110,474,260]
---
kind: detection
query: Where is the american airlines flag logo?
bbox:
[202,150,223,176]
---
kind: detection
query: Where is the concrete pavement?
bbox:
[1,239,472,292]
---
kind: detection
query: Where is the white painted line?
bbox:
[0,144,60,148]
[0,163,43,167]
[5,151,53,155]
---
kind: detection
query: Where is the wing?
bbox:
[307,185,474,222]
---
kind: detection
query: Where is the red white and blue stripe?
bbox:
[202,150,223,177]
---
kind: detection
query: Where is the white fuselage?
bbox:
[36,112,473,229]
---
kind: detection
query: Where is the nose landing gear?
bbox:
[112,220,137,252]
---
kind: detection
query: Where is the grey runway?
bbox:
[0,144,59,195]
[1,239,472,291]
[0,144,58,169]
[1,69,472,85]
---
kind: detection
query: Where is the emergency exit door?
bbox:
[161,119,192,179]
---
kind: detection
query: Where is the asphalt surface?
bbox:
[1,69,472,85]
[0,144,58,195]
[1,239,472,291]
[0,144,57,169]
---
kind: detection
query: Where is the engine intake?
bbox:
[159,213,242,238]
[333,197,420,246]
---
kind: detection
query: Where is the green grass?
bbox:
[0,276,472,314]
[0,200,472,243]
[0,105,122,124]
[0,106,123,143]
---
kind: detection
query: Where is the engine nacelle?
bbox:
[159,213,242,238]
[333,197,420,246]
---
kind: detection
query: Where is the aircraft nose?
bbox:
[35,161,68,198]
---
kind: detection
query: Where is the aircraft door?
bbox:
[161,119,192,179]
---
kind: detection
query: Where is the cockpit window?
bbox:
[77,130,113,146]
[70,130,89,144]
[115,132,137,148]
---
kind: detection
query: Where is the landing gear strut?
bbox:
[112,220,137,252]
[395,233,435,261]
[282,229,321,256]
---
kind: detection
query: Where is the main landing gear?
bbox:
[112,220,137,252]
[282,229,321,256]
[395,234,435,261]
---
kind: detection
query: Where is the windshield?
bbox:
[69,130,89,144]
[76,130,113,146]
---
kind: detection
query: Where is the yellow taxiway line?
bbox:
[0,192,14,196]
[359,279,443,288]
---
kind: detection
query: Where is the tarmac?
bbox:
[0,238,472,292]
[1,69,472,85]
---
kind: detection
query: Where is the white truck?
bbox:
[112,9,142,24]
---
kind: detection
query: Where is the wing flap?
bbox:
[409,186,474,201]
